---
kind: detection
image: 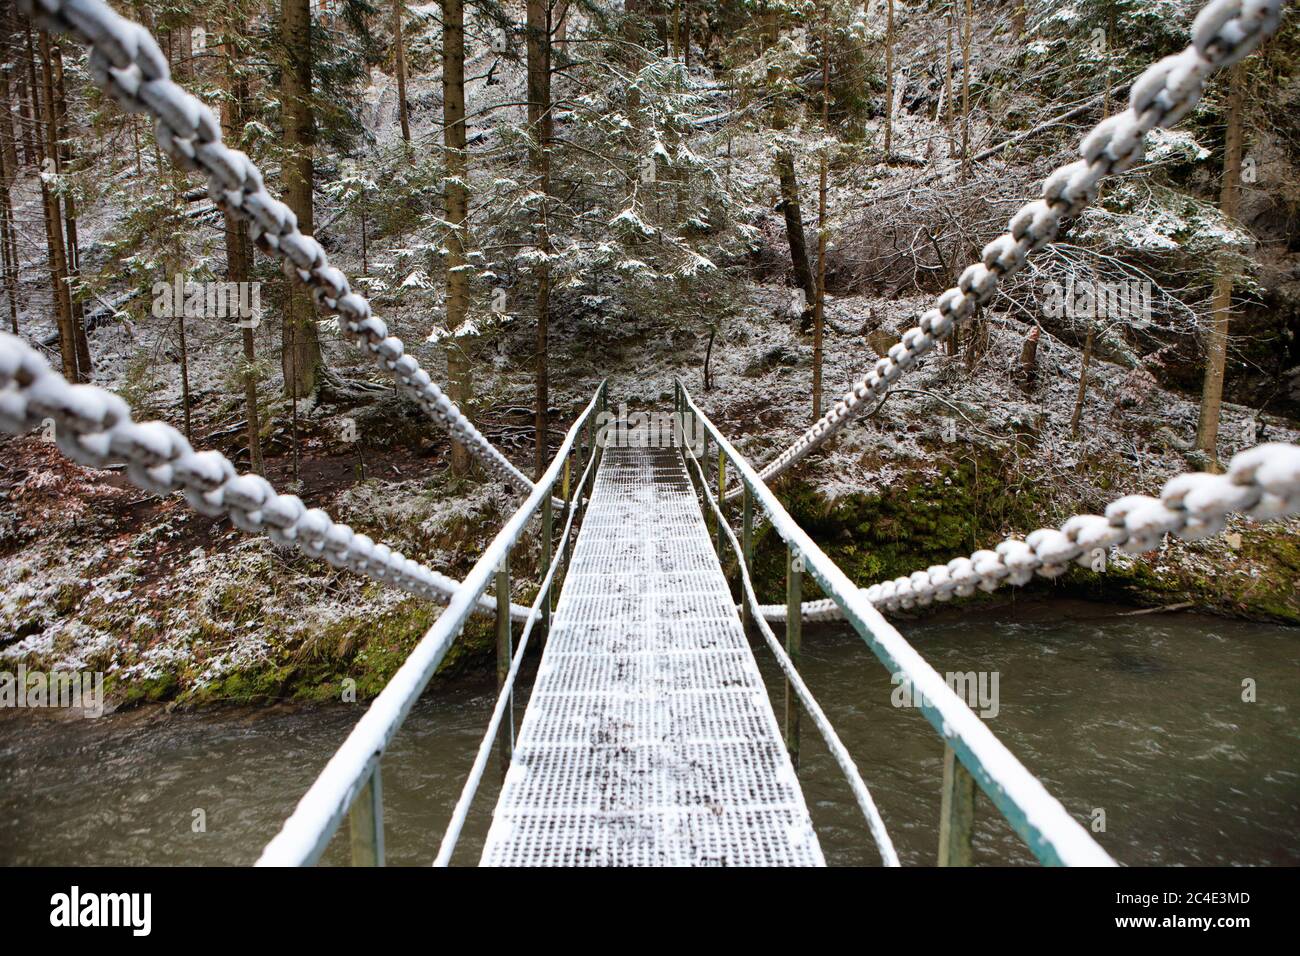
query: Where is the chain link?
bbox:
[0,333,529,620]
[864,442,1300,612]
[733,0,1287,497]
[755,440,1300,620]
[16,0,534,495]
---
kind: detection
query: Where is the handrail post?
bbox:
[702,431,712,543]
[561,451,574,570]
[687,393,696,464]
[584,408,593,478]
[540,493,553,640]
[785,545,802,770]
[496,550,513,771]
[741,484,753,634]
[348,765,385,866]
[595,385,606,471]
[716,450,727,556]
[938,744,977,866]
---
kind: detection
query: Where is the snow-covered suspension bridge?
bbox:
[4,0,1296,866]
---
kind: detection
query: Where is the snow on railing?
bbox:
[678,380,1116,867]
[256,382,606,866]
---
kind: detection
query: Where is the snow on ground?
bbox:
[2,10,1296,702]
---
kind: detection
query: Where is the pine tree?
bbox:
[813,10,831,420]
[32,27,79,382]
[51,40,91,378]
[960,0,971,181]
[0,5,20,334]
[883,0,893,158]
[766,13,815,325]
[0,30,19,334]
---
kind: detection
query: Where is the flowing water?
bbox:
[1,600,1296,866]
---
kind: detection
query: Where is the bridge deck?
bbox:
[480,440,824,866]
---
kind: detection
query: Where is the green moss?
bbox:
[51,583,82,617]
[119,671,180,706]
[735,459,1300,626]
[743,455,1045,605]
[190,664,298,705]
[173,595,505,707]
[1061,526,1298,625]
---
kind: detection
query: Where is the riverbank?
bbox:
[0,463,1293,712]
[2,284,1297,709]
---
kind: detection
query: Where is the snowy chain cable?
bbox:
[16,0,534,496]
[433,444,599,866]
[683,438,900,866]
[729,0,1287,499]
[0,332,531,620]
[754,441,1300,620]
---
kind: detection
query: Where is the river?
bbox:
[1,600,1295,866]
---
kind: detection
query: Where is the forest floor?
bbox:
[2,275,1297,709]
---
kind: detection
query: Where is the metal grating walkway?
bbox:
[480,439,825,866]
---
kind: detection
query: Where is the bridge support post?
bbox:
[541,496,553,641]
[702,433,713,545]
[595,383,607,471]
[938,744,977,866]
[496,551,513,771]
[716,452,726,555]
[784,545,802,770]
[561,452,574,572]
[348,765,385,866]
[740,486,753,634]
[584,409,593,479]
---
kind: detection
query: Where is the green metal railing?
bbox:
[257,382,607,866]
[676,379,1115,867]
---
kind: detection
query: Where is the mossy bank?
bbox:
[739,463,1300,626]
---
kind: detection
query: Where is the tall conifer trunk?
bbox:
[224,31,264,474]
[32,28,77,381]
[393,0,410,144]
[528,0,552,478]
[280,0,323,401]
[1195,62,1246,468]
[443,0,473,476]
